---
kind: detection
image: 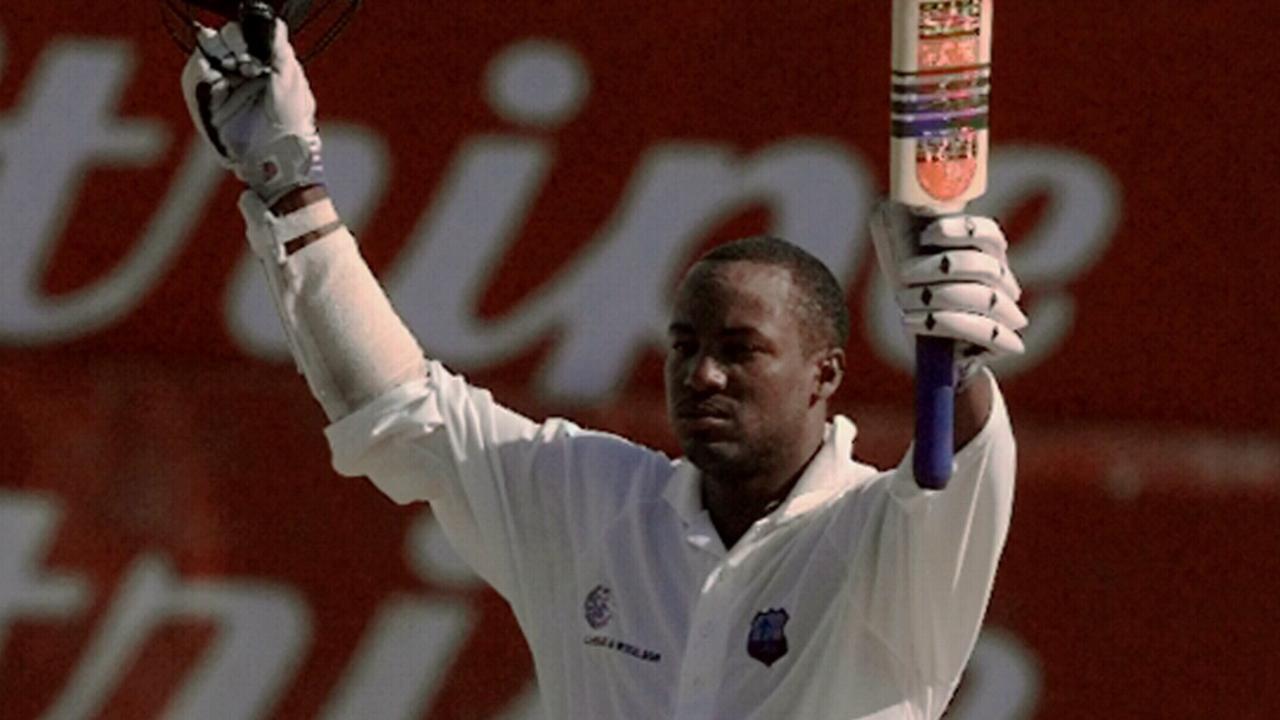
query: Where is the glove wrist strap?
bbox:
[243,134,326,208]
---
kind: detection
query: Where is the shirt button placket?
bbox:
[675,562,734,719]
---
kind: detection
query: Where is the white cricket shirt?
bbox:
[326,360,1015,720]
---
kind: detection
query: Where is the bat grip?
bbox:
[914,335,955,489]
[239,1,276,64]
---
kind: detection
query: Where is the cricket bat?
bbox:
[889,0,993,489]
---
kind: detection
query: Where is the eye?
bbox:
[720,341,759,362]
[670,338,697,356]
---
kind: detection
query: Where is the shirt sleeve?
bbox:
[322,359,574,600]
[861,367,1016,707]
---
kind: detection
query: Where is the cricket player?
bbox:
[182,20,1027,719]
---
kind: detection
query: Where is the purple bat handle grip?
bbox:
[914,335,955,489]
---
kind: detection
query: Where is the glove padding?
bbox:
[180,19,324,207]
[870,201,1028,365]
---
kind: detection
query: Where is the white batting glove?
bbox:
[180,19,324,207]
[870,200,1028,379]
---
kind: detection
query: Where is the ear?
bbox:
[811,348,845,404]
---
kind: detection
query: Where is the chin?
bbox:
[684,440,750,478]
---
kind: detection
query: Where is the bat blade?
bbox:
[889,0,994,490]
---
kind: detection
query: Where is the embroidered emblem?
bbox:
[584,584,613,629]
[747,608,790,667]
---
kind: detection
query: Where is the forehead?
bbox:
[671,261,800,331]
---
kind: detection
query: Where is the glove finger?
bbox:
[270,17,298,70]
[182,43,219,82]
[210,76,268,129]
[195,24,237,71]
[870,200,917,287]
[896,282,1028,331]
[220,21,250,59]
[193,82,230,158]
[200,22,270,78]
[180,48,221,106]
[223,22,275,78]
[988,288,1028,330]
[904,311,1025,356]
[919,215,1008,256]
[900,249,1022,301]
[181,25,236,161]
[193,23,224,56]
[237,56,270,79]
[265,37,316,129]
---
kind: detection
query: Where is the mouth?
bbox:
[677,414,732,432]
[673,402,736,434]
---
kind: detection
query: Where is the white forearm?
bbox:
[240,191,427,420]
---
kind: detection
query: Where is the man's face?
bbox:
[665,260,831,479]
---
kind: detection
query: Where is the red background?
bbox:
[0,2,1276,717]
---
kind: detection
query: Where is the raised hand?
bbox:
[870,200,1028,384]
[180,18,324,207]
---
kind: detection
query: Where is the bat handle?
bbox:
[239,1,277,65]
[914,335,955,489]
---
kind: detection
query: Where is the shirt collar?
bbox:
[662,415,861,527]
[663,459,704,527]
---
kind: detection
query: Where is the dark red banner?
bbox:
[2,362,1277,718]
[1,2,1277,717]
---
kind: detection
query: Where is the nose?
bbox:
[686,352,727,392]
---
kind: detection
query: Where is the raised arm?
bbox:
[177,23,664,604]
[180,19,426,421]
[861,200,1027,709]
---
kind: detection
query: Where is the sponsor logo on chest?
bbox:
[581,584,663,663]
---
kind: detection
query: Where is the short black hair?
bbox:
[693,235,850,351]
